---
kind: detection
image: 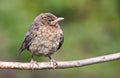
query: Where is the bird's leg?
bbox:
[30,55,38,70]
[48,56,58,68]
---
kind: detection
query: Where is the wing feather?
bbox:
[18,32,34,54]
[18,23,38,55]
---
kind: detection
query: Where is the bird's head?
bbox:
[34,13,64,26]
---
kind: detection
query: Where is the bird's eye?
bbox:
[48,20,52,22]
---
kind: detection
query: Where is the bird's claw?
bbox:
[49,59,58,69]
[30,59,38,70]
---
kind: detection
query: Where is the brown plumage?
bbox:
[19,13,64,66]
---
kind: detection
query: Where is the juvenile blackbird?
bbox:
[19,13,64,66]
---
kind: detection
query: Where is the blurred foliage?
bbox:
[0,0,120,78]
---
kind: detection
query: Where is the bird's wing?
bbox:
[18,32,35,55]
[57,34,64,50]
[18,23,38,55]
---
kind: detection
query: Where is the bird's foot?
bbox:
[49,58,58,69]
[30,59,38,70]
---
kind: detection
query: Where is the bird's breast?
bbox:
[29,26,63,56]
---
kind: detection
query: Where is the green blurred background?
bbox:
[0,0,120,78]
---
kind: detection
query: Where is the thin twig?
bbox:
[0,52,120,70]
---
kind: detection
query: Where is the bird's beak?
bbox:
[51,17,64,23]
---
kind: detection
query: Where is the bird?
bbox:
[18,13,64,68]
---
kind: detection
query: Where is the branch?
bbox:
[0,52,120,70]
